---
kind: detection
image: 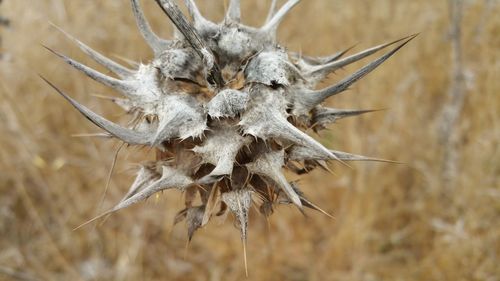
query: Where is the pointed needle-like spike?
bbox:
[265,0,278,24]
[321,44,358,64]
[50,22,133,78]
[97,143,124,212]
[307,34,417,77]
[312,108,385,127]
[330,150,404,164]
[300,197,334,219]
[74,166,192,230]
[130,0,170,56]
[40,76,151,145]
[155,0,225,87]
[309,34,418,105]
[73,210,112,231]
[261,0,301,33]
[43,45,137,97]
[243,238,248,277]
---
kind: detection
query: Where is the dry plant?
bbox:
[41,0,416,274]
[0,0,498,280]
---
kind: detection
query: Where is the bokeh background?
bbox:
[0,0,498,280]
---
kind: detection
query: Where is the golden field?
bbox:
[0,0,498,280]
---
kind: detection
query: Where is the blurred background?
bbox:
[0,0,498,280]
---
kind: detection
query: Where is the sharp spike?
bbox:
[97,143,124,213]
[312,108,384,128]
[226,0,241,22]
[321,44,358,64]
[289,182,334,219]
[50,23,133,78]
[331,150,403,164]
[40,76,151,145]
[43,46,137,97]
[287,144,402,164]
[300,197,334,219]
[261,0,301,34]
[265,0,278,24]
[307,34,418,79]
[243,238,248,277]
[75,166,192,230]
[294,44,356,67]
[307,34,418,106]
[130,0,170,55]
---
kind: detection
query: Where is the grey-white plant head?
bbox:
[42,0,413,272]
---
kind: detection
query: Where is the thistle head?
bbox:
[42,0,413,271]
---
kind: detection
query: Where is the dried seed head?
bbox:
[43,0,413,268]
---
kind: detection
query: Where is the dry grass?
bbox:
[0,0,499,280]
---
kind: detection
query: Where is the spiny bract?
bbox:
[44,0,412,256]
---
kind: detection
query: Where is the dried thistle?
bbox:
[42,0,413,271]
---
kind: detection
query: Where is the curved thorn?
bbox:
[301,198,334,219]
[43,46,137,97]
[312,108,384,127]
[50,23,133,78]
[226,0,241,22]
[261,0,301,33]
[130,0,170,55]
[319,44,358,64]
[97,143,125,213]
[40,76,151,145]
[308,34,418,106]
[307,34,418,78]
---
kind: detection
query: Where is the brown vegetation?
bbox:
[0,0,498,280]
